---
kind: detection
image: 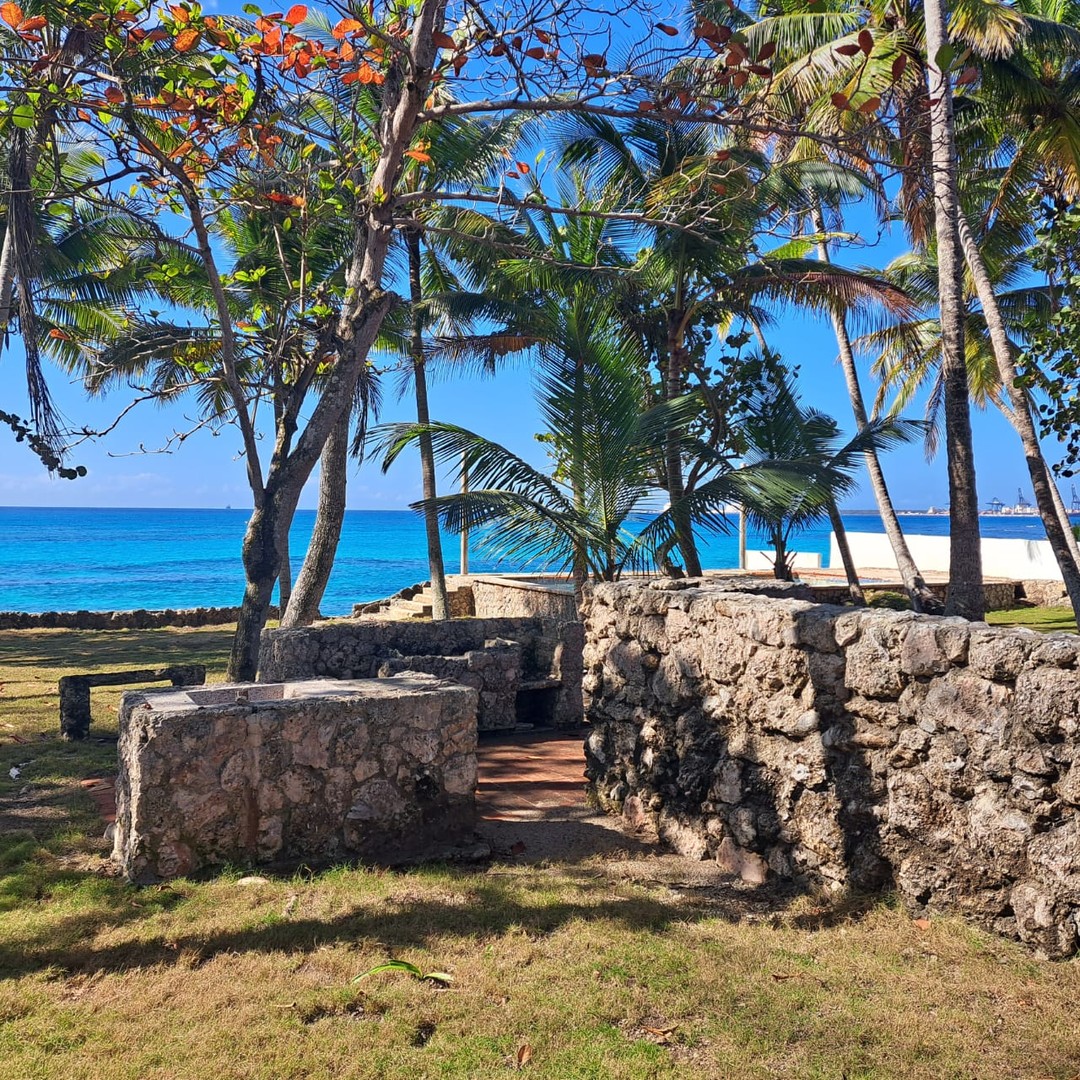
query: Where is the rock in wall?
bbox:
[583,579,1080,958]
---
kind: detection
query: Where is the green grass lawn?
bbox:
[986,605,1079,634]
[1,626,1079,1079]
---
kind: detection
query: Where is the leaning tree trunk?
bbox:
[923,0,984,619]
[664,311,703,577]
[812,206,937,611]
[407,231,449,620]
[957,213,1080,621]
[828,501,865,604]
[1046,463,1080,563]
[281,407,351,628]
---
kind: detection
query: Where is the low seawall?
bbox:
[0,605,270,631]
[583,579,1080,958]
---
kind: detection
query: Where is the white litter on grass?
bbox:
[9,762,28,780]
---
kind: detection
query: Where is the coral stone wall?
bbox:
[583,579,1080,958]
[471,577,581,623]
[114,676,477,883]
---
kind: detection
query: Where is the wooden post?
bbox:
[460,451,469,575]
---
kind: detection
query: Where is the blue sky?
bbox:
[0,4,1071,514]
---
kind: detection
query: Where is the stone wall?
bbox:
[471,577,581,623]
[0,605,276,631]
[583,579,1080,958]
[113,676,477,883]
[260,616,584,730]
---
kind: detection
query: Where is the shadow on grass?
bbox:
[0,851,811,982]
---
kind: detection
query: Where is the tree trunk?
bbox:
[957,213,1080,620]
[281,407,350,629]
[408,231,449,620]
[277,530,292,614]
[923,0,985,619]
[1046,462,1080,563]
[828,501,865,604]
[811,206,937,612]
[664,312,703,577]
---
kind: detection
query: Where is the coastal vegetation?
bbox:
[4,0,1080,665]
[3,625,1080,1078]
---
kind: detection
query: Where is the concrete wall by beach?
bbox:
[832,531,1066,582]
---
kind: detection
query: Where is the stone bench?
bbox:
[59,665,206,739]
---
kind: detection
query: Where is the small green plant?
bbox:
[352,959,453,987]
[867,590,912,611]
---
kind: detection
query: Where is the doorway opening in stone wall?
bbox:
[514,681,561,730]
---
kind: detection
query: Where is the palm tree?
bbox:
[736,373,923,582]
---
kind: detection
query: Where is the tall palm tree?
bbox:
[736,373,922,581]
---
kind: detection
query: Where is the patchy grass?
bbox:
[1,628,1079,1079]
[986,606,1078,634]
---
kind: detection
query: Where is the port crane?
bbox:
[1072,485,1080,513]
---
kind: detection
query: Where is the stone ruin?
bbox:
[113,676,477,883]
[584,578,1080,958]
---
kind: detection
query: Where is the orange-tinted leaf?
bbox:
[284,4,307,25]
[756,41,776,61]
[524,46,545,59]
[452,52,466,73]
[858,95,881,113]
[255,16,277,32]
[516,161,530,174]
[48,328,70,340]
[637,100,656,111]
[147,28,170,41]
[0,2,22,28]
[714,148,731,161]
[432,30,455,49]
[169,4,188,22]
[506,170,520,178]
[333,17,362,38]
[582,53,605,75]
[656,22,679,35]
[174,28,200,51]
[536,30,552,44]
[835,42,860,56]
[831,91,849,110]
[858,28,873,53]
[104,86,123,104]
[955,65,978,85]
[515,1043,533,1069]
[913,917,931,931]
[17,14,44,31]
[405,148,432,163]
[892,52,907,80]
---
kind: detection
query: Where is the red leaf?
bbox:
[174,28,200,51]
[858,28,873,54]
[835,43,861,56]
[831,91,849,110]
[515,1043,533,1069]
[516,161,530,174]
[656,23,679,36]
[524,46,545,59]
[284,4,307,26]
[757,41,776,61]
[749,64,771,77]
[714,148,731,161]
[858,95,881,113]
[536,30,552,44]
[582,53,605,76]
[17,14,44,31]
[432,30,455,50]
[333,18,362,38]
[892,53,908,80]
[452,52,466,73]
[955,65,978,86]
[104,86,123,104]
[490,41,506,56]
[506,170,520,178]
[637,100,656,111]
[0,2,22,28]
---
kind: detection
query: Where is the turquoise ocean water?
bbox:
[0,506,1055,616]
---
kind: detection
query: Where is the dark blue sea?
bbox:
[0,506,1055,616]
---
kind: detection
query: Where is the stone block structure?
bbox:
[113,676,477,883]
[260,616,583,731]
[583,578,1080,958]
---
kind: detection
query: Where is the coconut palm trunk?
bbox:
[956,213,1080,619]
[828,500,865,603]
[407,232,450,620]
[664,308,703,577]
[280,407,351,628]
[811,206,937,611]
[923,0,984,619]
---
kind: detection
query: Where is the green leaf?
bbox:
[933,43,956,71]
[12,105,34,129]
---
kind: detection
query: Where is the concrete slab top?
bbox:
[127,675,472,714]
